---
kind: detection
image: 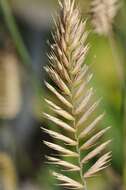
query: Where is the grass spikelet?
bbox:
[90,0,120,36]
[43,0,111,189]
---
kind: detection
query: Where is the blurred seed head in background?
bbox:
[90,0,120,36]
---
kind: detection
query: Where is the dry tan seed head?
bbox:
[43,0,111,189]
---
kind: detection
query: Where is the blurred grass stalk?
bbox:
[123,93,126,190]
[0,153,17,190]
[0,0,31,67]
[108,32,125,89]
[0,0,45,106]
[90,0,126,186]
[108,32,126,190]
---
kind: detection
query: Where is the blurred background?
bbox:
[0,0,126,189]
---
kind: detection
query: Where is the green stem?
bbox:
[71,85,87,190]
[76,134,87,190]
[0,0,31,66]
